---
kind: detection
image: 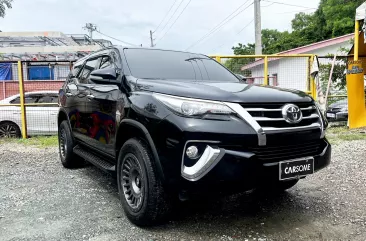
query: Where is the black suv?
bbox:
[58,47,331,226]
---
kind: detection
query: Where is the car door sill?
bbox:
[73,145,116,174]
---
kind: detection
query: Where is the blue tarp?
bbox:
[28,66,54,80]
[0,63,12,80]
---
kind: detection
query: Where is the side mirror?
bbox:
[90,68,119,84]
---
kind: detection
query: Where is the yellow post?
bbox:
[215,56,221,63]
[354,20,359,61]
[345,20,366,128]
[17,61,27,138]
[309,56,317,100]
[264,56,268,85]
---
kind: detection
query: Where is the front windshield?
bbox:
[123,48,239,82]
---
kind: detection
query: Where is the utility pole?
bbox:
[150,30,155,47]
[83,23,97,43]
[254,0,262,55]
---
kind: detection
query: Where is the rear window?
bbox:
[123,49,239,82]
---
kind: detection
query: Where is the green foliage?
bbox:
[232,0,363,58]
[225,43,255,74]
[0,0,13,18]
[319,57,348,90]
[0,136,58,148]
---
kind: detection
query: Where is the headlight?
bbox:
[153,93,234,117]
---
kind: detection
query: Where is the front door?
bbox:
[84,55,121,156]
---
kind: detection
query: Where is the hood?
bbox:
[329,99,348,108]
[136,79,313,103]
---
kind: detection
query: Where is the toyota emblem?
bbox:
[281,104,303,124]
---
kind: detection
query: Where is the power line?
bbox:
[185,0,252,50]
[95,30,139,47]
[212,19,254,52]
[238,19,255,34]
[261,2,275,7]
[153,0,179,33]
[262,0,316,9]
[185,0,253,51]
[156,0,185,37]
[276,8,315,14]
[156,0,192,44]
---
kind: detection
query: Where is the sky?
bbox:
[0,0,320,55]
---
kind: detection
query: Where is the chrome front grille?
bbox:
[240,103,321,131]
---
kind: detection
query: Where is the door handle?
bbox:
[13,112,21,115]
[87,94,95,100]
[50,113,57,116]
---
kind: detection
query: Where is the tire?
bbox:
[0,121,21,138]
[117,138,171,226]
[58,120,84,168]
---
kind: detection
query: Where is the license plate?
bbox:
[279,157,314,180]
[326,113,336,118]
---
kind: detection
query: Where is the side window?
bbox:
[10,97,20,104]
[78,58,100,84]
[99,56,113,69]
[10,95,39,104]
[38,94,59,106]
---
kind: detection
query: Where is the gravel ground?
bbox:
[1,139,366,241]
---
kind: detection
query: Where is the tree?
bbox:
[0,0,13,18]
[224,43,254,74]
[232,0,364,56]
[291,13,313,32]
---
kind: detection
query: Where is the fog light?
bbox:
[186,146,199,159]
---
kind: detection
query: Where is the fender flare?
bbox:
[119,119,165,182]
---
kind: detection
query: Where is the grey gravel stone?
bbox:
[0,139,366,240]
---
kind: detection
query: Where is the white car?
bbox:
[0,91,59,138]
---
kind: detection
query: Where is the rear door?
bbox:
[61,60,85,139]
[37,94,59,134]
[73,56,102,144]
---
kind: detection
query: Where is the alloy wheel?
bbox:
[121,153,144,211]
[0,124,18,138]
[59,129,67,158]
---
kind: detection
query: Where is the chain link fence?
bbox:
[0,61,74,138]
[215,55,314,95]
[317,56,349,124]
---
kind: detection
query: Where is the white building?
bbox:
[241,34,353,92]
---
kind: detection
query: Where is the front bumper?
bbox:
[181,138,331,184]
[326,111,348,122]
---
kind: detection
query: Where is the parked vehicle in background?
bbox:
[58,46,331,226]
[0,91,59,138]
[326,98,348,122]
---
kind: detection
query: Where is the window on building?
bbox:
[28,66,54,80]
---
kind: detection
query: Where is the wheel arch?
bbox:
[115,119,165,182]
[57,108,69,127]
